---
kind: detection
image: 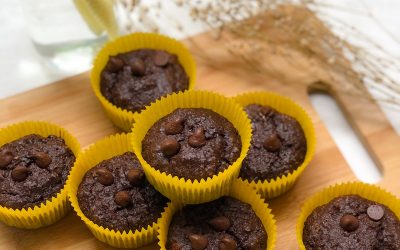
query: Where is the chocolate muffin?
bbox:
[100,49,189,113]
[303,195,400,249]
[77,152,169,232]
[0,134,75,209]
[239,104,306,181]
[167,196,266,250]
[141,108,242,181]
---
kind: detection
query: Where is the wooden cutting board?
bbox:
[0,5,399,250]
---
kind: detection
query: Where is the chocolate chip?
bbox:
[367,205,384,221]
[263,133,281,152]
[340,214,359,232]
[128,57,145,76]
[160,137,180,157]
[219,235,237,250]
[95,168,114,186]
[188,127,206,148]
[188,234,208,250]
[154,51,169,67]
[115,191,131,207]
[11,165,30,182]
[0,150,13,168]
[164,118,184,135]
[208,216,231,231]
[127,168,144,186]
[106,56,124,73]
[31,151,52,168]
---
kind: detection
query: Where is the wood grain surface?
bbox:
[0,6,399,250]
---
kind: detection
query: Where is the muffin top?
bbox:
[167,196,267,250]
[141,108,242,181]
[100,49,189,113]
[0,134,75,209]
[78,152,169,232]
[303,195,400,250]
[239,104,306,181]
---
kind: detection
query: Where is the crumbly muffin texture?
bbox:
[100,49,189,112]
[142,108,242,181]
[78,152,169,232]
[239,104,306,181]
[167,197,267,250]
[0,134,75,209]
[303,195,400,250]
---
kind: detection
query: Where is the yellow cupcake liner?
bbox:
[91,32,197,131]
[296,182,400,250]
[233,91,316,199]
[131,90,252,204]
[157,180,277,249]
[157,202,183,250]
[0,121,81,229]
[67,133,165,248]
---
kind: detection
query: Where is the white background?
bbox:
[0,0,399,183]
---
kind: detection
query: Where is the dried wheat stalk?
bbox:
[118,0,400,108]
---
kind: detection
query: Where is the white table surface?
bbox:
[0,0,399,183]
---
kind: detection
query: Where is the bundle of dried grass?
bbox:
[118,0,400,108]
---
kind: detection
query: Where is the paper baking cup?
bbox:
[67,133,165,248]
[157,180,277,249]
[91,32,197,131]
[296,182,400,250]
[233,91,316,199]
[0,121,81,229]
[131,90,252,204]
